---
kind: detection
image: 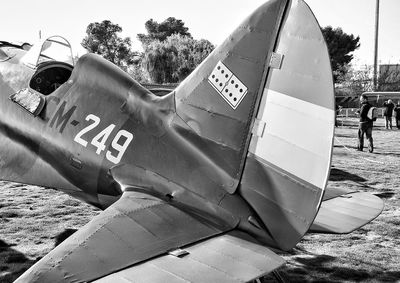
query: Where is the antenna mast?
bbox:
[373,0,380,91]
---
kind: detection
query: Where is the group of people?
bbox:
[356,95,400,153]
[382,99,400,129]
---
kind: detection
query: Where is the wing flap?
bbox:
[16,192,232,283]
[310,192,384,233]
[94,231,285,283]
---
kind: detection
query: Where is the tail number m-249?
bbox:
[74,114,133,164]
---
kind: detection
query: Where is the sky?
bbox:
[1,0,399,67]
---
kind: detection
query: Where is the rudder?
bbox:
[240,0,335,250]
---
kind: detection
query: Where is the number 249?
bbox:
[73,114,133,164]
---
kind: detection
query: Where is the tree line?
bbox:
[80,17,399,93]
[81,18,213,84]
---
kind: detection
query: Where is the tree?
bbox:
[81,20,136,71]
[135,17,213,84]
[335,65,373,96]
[322,26,360,83]
[128,54,151,83]
[141,34,214,84]
[137,17,191,46]
[335,64,400,96]
[378,66,400,91]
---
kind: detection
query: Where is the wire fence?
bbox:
[337,107,385,118]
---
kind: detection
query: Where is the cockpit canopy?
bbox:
[9,36,75,116]
[24,36,74,96]
[21,36,74,68]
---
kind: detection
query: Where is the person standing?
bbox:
[394,101,400,129]
[357,94,373,153]
[383,99,395,129]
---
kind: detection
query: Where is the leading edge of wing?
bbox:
[93,231,285,283]
[15,191,233,283]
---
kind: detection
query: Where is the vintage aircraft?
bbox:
[0,0,383,282]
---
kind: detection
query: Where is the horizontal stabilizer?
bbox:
[310,191,384,233]
[94,231,285,283]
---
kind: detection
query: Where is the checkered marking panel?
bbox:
[208,61,248,109]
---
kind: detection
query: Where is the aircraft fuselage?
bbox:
[0,50,270,244]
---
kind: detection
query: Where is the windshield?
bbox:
[22,36,74,68]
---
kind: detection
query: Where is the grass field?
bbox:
[1,117,399,282]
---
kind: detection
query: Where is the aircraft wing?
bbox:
[16,191,285,283]
[309,187,384,233]
[94,231,285,283]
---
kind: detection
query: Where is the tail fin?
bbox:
[240,0,335,250]
[174,0,289,192]
[176,0,336,250]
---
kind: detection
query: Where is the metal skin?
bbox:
[0,0,383,282]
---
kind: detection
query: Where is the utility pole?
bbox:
[373,0,380,91]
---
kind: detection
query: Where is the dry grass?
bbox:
[0,117,399,282]
[0,185,99,282]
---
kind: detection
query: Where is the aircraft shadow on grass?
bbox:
[373,191,395,199]
[0,239,35,283]
[54,228,78,247]
[278,253,400,282]
[329,168,366,183]
[1,228,78,283]
[329,168,380,190]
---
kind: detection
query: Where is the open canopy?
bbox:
[21,35,74,68]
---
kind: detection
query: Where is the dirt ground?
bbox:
[0,117,399,282]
